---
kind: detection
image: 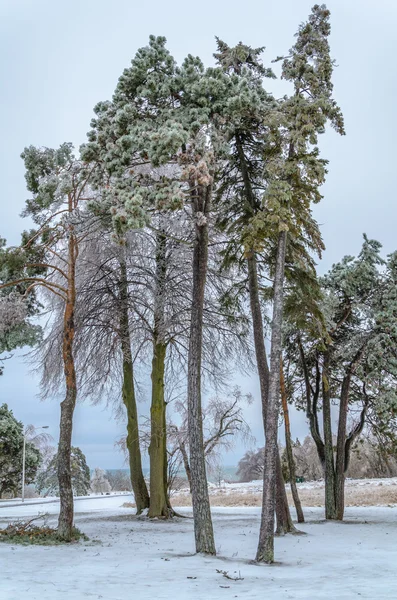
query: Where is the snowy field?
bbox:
[1,490,397,599]
[169,476,397,507]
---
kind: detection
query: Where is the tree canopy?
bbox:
[0,404,41,498]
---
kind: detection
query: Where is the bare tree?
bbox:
[0,145,98,540]
[105,470,133,492]
[168,387,254,489]
[30,231,151,513]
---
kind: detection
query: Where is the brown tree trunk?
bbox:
[275,452,296,534]
[164,411,172,512]
[322,350,337,520]
[149,230,170,518]
[57,229,77,541]
[119,254,149,514]
[246,253,270,410]
[280,364,304,523]
[149,341,169,517]
[256,230,287,563]
[187,182,215,555]
[335,379,350,520]
[335,354,362,520]
[325,345,364,520]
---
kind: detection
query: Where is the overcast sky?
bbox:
[1,0,396,470]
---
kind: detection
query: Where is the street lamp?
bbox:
[22,425,49,503]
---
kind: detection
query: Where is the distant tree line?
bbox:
[237,435,397,483]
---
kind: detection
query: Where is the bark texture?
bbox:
[187,183,215,555]
[322,351,337,520]
[57,228,77,541]
[119,255,150,514]
[256,230,287,563]
[335,375,350,520]
[149,341,168,517]
[334,349,365,520]
[275,452,296,534]
[149,230,170,518]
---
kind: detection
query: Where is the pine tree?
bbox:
[256,4,344,562]
[287,236,397,520]
[36,446,90,497]
[0,404,41,498]
[81,37,183,520]
[212,37,301,538]
[83,36,218,551]
[0,236,43,372]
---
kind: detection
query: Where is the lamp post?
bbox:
[22,425,49,503]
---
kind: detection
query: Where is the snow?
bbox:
[1,494,397,599]
[195,476,397,495]
[0,492,131,511]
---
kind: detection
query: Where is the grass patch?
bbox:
[123,482,397,509]
[0,515,88,545]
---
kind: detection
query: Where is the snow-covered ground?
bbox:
[1,492,396,599]
[201,476,397,495]
[167,476,397,508]
[0,491,130,509]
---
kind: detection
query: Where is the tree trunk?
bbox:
[275,452,296,534]
[246,253,270,408]
[247,252,297,535]
[119,254,149,514]
[322,350,337,520]
[164,412,172,512]
[256,230,287,563]
[331,347,364,520]
[149,229,170,518]
[187,182,215,555]
[57,231,77,541]
[299,343,325,466]
[149,341,169,517]
[335,370,354,520]
[280,364,304,523]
